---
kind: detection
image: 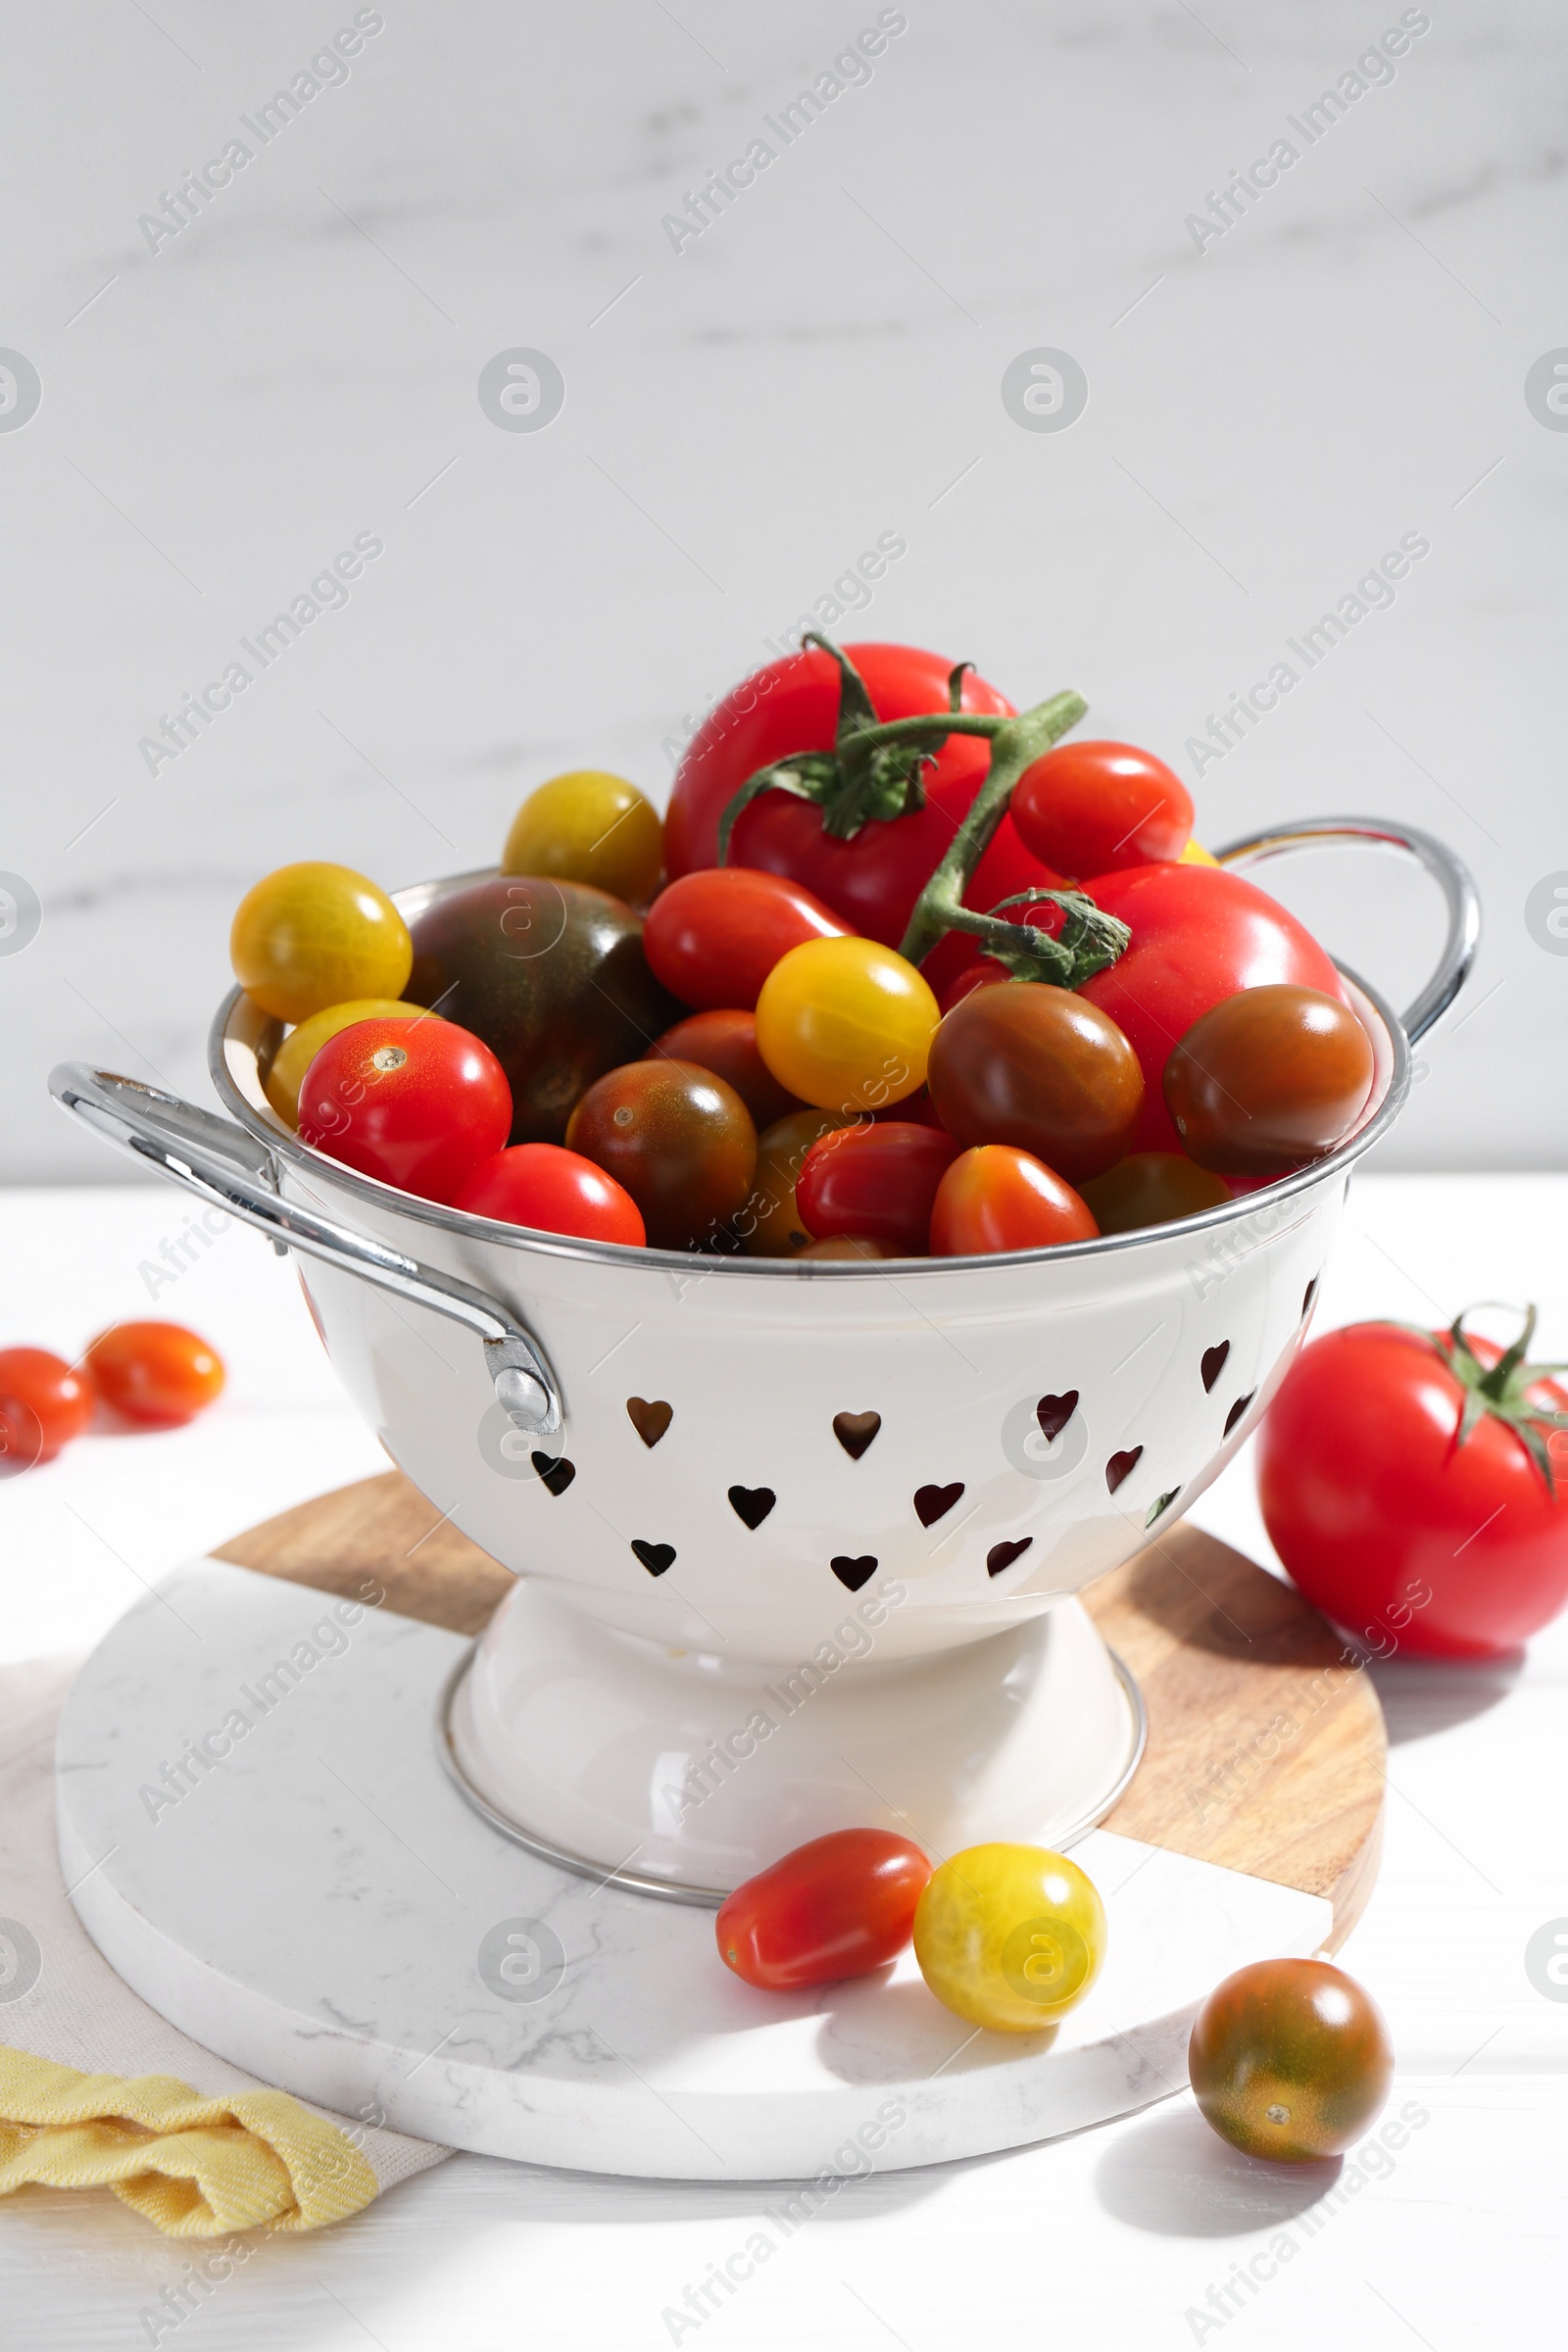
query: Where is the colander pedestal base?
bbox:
[56,1556,1337,2178]
[445,1580,1146,1899]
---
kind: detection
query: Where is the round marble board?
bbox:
[56,1473,1384,2180]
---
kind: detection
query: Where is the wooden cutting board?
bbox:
[216,1473,1385,1943]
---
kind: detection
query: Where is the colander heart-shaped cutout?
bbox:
[830,1554,878,1592]
[1036,1392,1079,1443]
[530,1452,575,1497]
[914,1482,964,1527]
[728,1486,775,1531]
[833,1411,881,1460]
[627,1397,673,1447]
[631,1540,675,1576]
[987,1538,1032,1577]
[1105,1446,1143,1494]
[1200,1343,1231,1394]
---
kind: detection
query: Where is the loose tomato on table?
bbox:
[663,640,1071,998]
[913,1843,1105,2032]
[795,1121,959,1256]
[0,1347,95,1466]
[1009,740,1194,879]
[566,1059,757,1251]
[1258,1306,1568,1657]
[1078,864,1348,1156]
[230,862,413,1024]
[1164,984,1375,1175]
[642,867,850,1012]
[85,1324,224,1428]
[649,1008,804,1130]
[298,1016,512,1204]
[716,1829,932,1991]
[1189,1958,1393,2162]
[929,1146,1098,1256]
[452,1143,645,1247]
[926,982,1144,1183]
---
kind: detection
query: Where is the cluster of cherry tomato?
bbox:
[715,1823,1392,2160]
[230,638,1377,1258]
[0,1324,225,1471]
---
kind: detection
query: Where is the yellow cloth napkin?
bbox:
[0,1655,449,2235]
[0,2048,377,2234]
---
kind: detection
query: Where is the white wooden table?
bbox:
[3,1177,1566,2349]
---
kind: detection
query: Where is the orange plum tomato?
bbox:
[0,1348,95,1467]
[649,1008,804,1131]
[795,1121,959,1257]
[925,983,1143,1184]
[796,1234,895,1260]
[642,866,851,1012]
[913,1843,1106,2033]
[754,936,938,1114]
[740,1107,860,1257]
[929,1146,1099,1256]
[1078,1152,1232,1236]
[297,1017,512,1204]
[716,1829,932,1992]
[1163,985,1375,1175]
[566,1059,757,1251]
[1189,1958,1394,2162]
[263,999,432,1130]
[1009,740,1194,879]
[452,1143,645,1248]
[230,862,412,1025]
[84,1324,224,1428]
[501,770,663,906]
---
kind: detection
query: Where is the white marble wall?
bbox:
[2,0,1563,1181]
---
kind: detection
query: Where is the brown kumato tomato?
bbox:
[1163,984,1374,1176]
[649,1009,805,1131]
[926,983,1144,1185]
[406,877,683,1146]
[566,1059,758,1251]
[740,1108,860,1257]
[1189,1958,1394,2163]
[1079,1152,1232,1236]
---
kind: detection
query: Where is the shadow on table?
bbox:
[1094,2102,1340,2236]
[1370,1649,1524,1746]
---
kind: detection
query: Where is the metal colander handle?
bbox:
[1215,815,1480,1044]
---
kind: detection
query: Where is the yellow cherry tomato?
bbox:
[913,1843,1106,2033]
[502,770,663,906]
[742,1106,859,1256]
[263,999,433,1129]
[1180,838,1218,866]
[754,937,938,1114]
[230,862,412,1024]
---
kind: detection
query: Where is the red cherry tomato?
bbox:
[84,1323,224,1428]
[930,1146,1099,1255]
[0,1347,95,1467]
[298,1016,512,1204]
[642,868,850,1013]
[1010,740,1194,879]
[1079,865,1348,1155]
[795,1121,959,1256]
[649,1008,804,1129]
[452,1143,645,1247]
[1258,1312,1568,1658]
[716,1828,933,1991]
[663,643,1069,998]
